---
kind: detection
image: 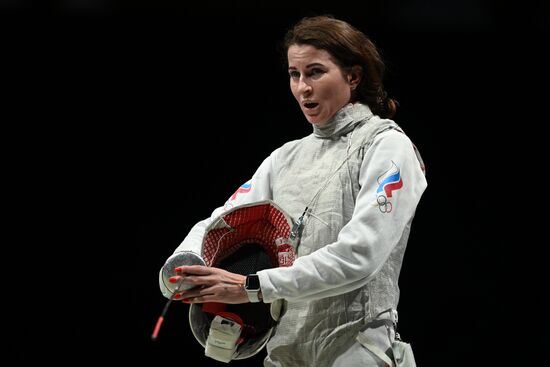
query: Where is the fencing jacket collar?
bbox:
[312,103,373,138]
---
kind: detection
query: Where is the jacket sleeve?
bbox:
[159,151,277,298]
[257,130,427,303]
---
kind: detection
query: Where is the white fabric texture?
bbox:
[160,103,427,366]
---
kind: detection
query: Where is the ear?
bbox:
[347,65,363,88]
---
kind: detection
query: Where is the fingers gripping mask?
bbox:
[161,201,296,363]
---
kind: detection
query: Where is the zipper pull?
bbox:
[290,207,308,240]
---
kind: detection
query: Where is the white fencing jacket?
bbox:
[160,103,427,366]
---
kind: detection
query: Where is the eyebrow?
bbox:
[288,63,325,70]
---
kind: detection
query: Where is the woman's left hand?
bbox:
[169,265,249,304]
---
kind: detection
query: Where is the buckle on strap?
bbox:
[374,308,398,325]
[391,309,398,325]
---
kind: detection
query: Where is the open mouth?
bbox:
[304,102,319,109]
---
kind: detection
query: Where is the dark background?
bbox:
[5,0,547,365]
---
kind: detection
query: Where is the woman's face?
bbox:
[288,44,353,126]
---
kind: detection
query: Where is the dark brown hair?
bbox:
[284,15,397,118]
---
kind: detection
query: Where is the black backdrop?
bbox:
[5,1,547,365]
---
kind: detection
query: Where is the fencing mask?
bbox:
[160,200,296,363]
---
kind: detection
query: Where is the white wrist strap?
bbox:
[247,290,261,303]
